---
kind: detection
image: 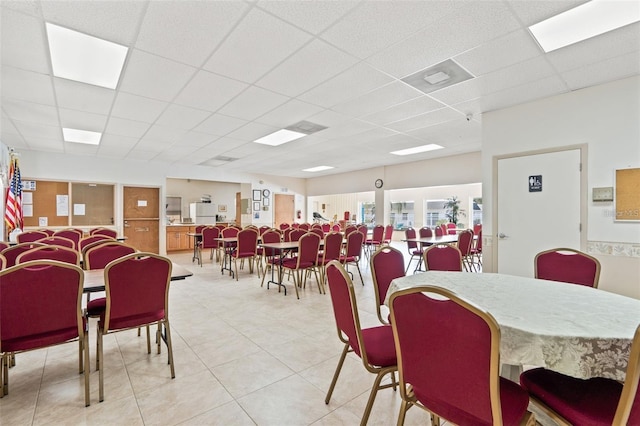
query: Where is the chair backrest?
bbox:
[53,229,82,249]
[291,223,300,229]
[457,229,474,256]
[405,227,418,250]
[1,242,46,268]
[473,223,482,235]
[475,229,482,252]
[214,224,227,232]
[79,235,114,252]
[261,230,282,257]
[0,241,9,251]
[103,253,172,332]
[16,230,48,243]
[283,227,294,242]
[344,225,358,237]
[370,246,405,324]
[310,228,324,238]
[440,223,448,235]
[383,224,394,243]
[419,227,432,238]
[289,229,306,242]
[84,241,137,270]
[534,248,601,288]
[321,223,331,233]
[258,225,271,235]
[321,232,343,263]
[389,285,503,425]
[0,253,6,269]
[447,223,457,235]
[39,229,55,236]
[0,260,84,350]
[201,226,220,249]
[90,228,117,238]
[332,224,341,232]
[221,227,239,238]
[435,226,444,237]
[357,225,368,238]
[423,243,463,271]
[39,236,76,249]
[17,245,80,265]
[236,228,258,255]
[311,223,322,230]
[614,325,640,424]
[296,232,321,267]
[344,230,364,258]
[195,225,206,234]
[279,223,290,230]
[370,225,384,242]
[298,223,310,231]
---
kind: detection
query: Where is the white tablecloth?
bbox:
[387,271,640,381]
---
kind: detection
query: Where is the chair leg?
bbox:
[1,353,8,397]
[146,325,151,354]
[360,369,388,426]
[397,399,411,426]
[163,319,176,379]
[355,262,364,285]
[234,258,239,281]
[83,332,90,406]
[156,322,162,354]
[325,344,349,404]
[98,327,104,402]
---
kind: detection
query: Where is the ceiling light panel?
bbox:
[46,23,128,89]
[63,128,102,145]
[303,165,334,172]
[529,0,640,53]
[390,144,444,156]
[253,129,306,146]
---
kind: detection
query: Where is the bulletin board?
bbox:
[615,168,640,221]
[22,180,69,227]
[71,183,114,226]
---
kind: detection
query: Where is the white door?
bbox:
[497,149,581,277]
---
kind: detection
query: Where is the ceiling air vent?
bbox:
[200,155,239,167]
[285,120,327,135]
[402,59,474,94]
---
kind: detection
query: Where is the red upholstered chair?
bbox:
[339,230,365,285]
[316,231,343,289]
[473,223,482,235]
[39,236,76,249]
[231,228,259,280]
[89,228,117,238]
[16,245,80,266]
[447,222,457,235]
[440,223,448,236]
[389,285,534,426]
[423,243,463,272]
[1,242,46,268]
[197,226,220,266]
[309,228,324,238]
[311,223,322,231]
[0,260,89,406]
[291,223,300,229]
[53,229,82,250]
[471,229,483,269]
[16,230,48,243]
[280,232,322,298]
[260,230,284,287]
[79,235,114,252]
[365,225,384,257]
[434,225,444,237]
[457,229,476,272]
[258,225,271,236]
[321,223,330,233]
[357,224,368,240]
[324,261,398,424]
[279,223,290,231]
[418,226,432,239]
[220,226,239,261]
[214,224,226,232]
[38,229,55,236]
[298,223,310,231]
[289,229,306,242]
[282,227,294,242]
[520,324,640,426]
[534,248,601,288]
[0,253,5,270]
[0,242,9,252]
[95,253,174,402]
[344,225,357,237]
[84,241,136,271]
[383,224,394,245]
[331,224,341,232]
[404,228,423,273]
[370,246,405,325]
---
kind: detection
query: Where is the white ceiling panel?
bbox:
[2,98,59,126]
[310,118,376,141]
[13,120,61,140]
[99,133,138,150]
[204,8,311,84]
[507,0,588,27]
[305,109,353,129]
[1,116,21,135]
[256,0,358,35]
[255,99,325,128]
[1,7,50,74]
[386,107,464,133]
[58,108,107,132]
[133,137,174,152]
[1,66,55,106]
[0,133,26,148]
[135,1,248,67]
[480,75,568,113]
[64,141,99,156]
[227,121,280,142]
[331,81,422,117]
[1,1,40,17]
[142,125,187,144]
[256,39,359,97]
[155,104,211,130]
[218,86,289,121]
[298,62,394,108]
[104,117,149,139]
[110,92,168,124]
[362,96,445,125]
[126,150,160,161]
[54,78,116,115]
[174,70,248,112]
[193,113,248,137]
[27,137,64,152]
[119,50,196,102]
[562,52,640,91]
[177,131,218,148]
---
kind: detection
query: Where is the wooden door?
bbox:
[235,192,241,226]
[274,194,295,227]
[123,186,160,253]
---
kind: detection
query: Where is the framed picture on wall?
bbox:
[218,204,227,212]
[263,197,269,207]
[252,190,261,201]
[253,202,260,211]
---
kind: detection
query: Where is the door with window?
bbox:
[123,186,159,253]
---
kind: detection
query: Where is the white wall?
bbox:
[166,178,240,221]
[482,75,640,298]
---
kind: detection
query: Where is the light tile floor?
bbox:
[1,243,439,425]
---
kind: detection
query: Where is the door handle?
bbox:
[498,233,508,239]
[135,227,150,232]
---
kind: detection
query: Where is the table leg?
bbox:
[265,249,289,295]
[220,242,235,278]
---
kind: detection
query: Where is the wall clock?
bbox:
[375,179,383,189]
[262,189,270,197]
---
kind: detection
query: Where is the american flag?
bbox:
[4,156,22,232]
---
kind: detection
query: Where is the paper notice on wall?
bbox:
[22,191,33,204]
[73,203,85,215]
[56,194,69,216]
[39,217,48,226]
[23,204,33,217]
[138,199,147,207]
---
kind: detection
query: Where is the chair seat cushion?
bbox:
[411,250,423,256]
[99,310,165,332]
[339,255,358,263]
[520,367,632,426]
[86,297,106,316]
[232,250,256,259]
[2,325,82,352]
[355,325,397,367]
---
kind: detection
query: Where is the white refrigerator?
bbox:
[190,202,217,224]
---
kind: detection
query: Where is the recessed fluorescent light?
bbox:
[529,0,640,53]
[63,128,102,145]
[46,23,128,89]
[390,144,443,156]
[253,129,306,146]
[303,166,334,172]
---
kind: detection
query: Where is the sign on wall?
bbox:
[615,168,640,221]
[528,175,542,192]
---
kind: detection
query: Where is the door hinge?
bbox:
[579,163,582,172]
[579,223,582,232]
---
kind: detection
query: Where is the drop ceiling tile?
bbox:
[256,0,358,35]
[119,50,197,102]
[100,133,139,149]
[41,0,145,45]
[386,107,463,133]
[507,0,588,27]
[26,137,64,152]
[1,7,49,74]
[2,98,59,126]
[0,132,26,147]
[111,92,168,124]
[176,131,218,148]
[305,109,352,128]
[255,99,324,128]
[362,96,445,125]
[174,70,248,112]
[193,113,248,136]
[1,1,40,17]
[480,75,568,112]
[135,1,248,66]
[1,116,21,135]
[143,125,187,144]
[204,8,311,83]
[133,137,174,152]
[104,117,149,138]
[155,104,211,130]
[256,39,359,97]
[218,86,289,121]
[227,122,279,142]
[64,142,99,156]
[320,1,440,59]
[367,2,521,78]
[331,81,422,117]
[54,78,116,115]
[453,30,542,77]
[13,120,61,140]
[298,62,395,108]
[310,118,376,140]
[127,150,160,161]
[562,52,640,91]
[59,108,107,132]
[1,66,55,106]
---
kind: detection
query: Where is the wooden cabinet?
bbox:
[166,226,196,252]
